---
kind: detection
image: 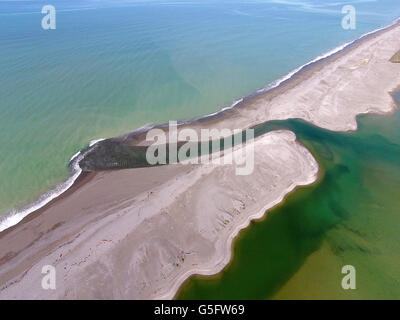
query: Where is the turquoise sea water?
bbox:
[1,0,400,226]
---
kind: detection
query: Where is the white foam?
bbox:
[69,151,81,162]
[0,138,105,233]
[197,21,399,121]
[256,19,399,94]
[203,98,245,118]
[0,159,82,233]
[0,19,398,233]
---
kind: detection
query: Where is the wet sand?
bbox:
[0,22,400,299]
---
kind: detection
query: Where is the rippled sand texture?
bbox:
[1,23,400,300]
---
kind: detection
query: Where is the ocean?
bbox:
[1,0,400,294]
[177,92,400,300]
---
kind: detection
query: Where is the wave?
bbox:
[201,98,244,118]
[255,18,399,94]
[0,18,398,233]
[0,139,104,233]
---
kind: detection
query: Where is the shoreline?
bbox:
[0,21,400,299]
[0,130,320,299]
[167,155,321,301]
[1,19,399,233]
[173,136,329,299]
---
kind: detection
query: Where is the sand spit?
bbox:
[0,131,318,299]
[1,23,400,300]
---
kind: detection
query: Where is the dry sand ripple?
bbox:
[1,22,400,300]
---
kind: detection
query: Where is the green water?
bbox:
[2,0,400,224]
[177,92,400,300]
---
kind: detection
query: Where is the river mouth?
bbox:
[176,92,400,300]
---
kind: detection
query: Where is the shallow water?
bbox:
[2,0,400,299]
[177,92,400,299]
[1,0,400,222]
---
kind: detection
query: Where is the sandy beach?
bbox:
[102,21,400,150]
[1,22,400,299]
